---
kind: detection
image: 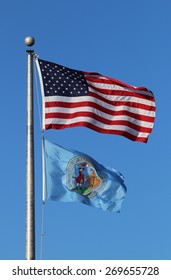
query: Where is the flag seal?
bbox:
[66,156,107,198]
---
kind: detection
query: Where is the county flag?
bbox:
[36,58,156,143]
[44,140,127,213]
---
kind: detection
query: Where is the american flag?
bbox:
[36,58,156,143]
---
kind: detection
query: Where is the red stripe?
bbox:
[45,94,154,114]
[45,111,153,133]
[84,73,153,94]
[88,91,156,112]
[45,99,156,121]
[87,83,155,102]
[45,122,148,143]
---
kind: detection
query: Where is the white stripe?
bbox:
[86,80,153,97]
[44,117,150,138]
[88,86,155,107]
[45,107,154,128]
[85,74,108,80]
[44,96,156,118]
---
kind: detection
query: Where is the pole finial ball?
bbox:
[25,36,35,47]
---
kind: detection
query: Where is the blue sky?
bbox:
[0,0,171,260]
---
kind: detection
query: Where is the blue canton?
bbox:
[39,59,88,97]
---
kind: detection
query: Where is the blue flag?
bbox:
[44,140,127,212]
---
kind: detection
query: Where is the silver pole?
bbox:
[25,36,35,260]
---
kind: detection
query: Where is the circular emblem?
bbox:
[66,156,106,198]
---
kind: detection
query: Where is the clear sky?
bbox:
[0,0,170,260]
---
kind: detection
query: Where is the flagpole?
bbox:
[25,36,35,260]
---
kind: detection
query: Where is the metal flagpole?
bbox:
[25,36,35,260]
